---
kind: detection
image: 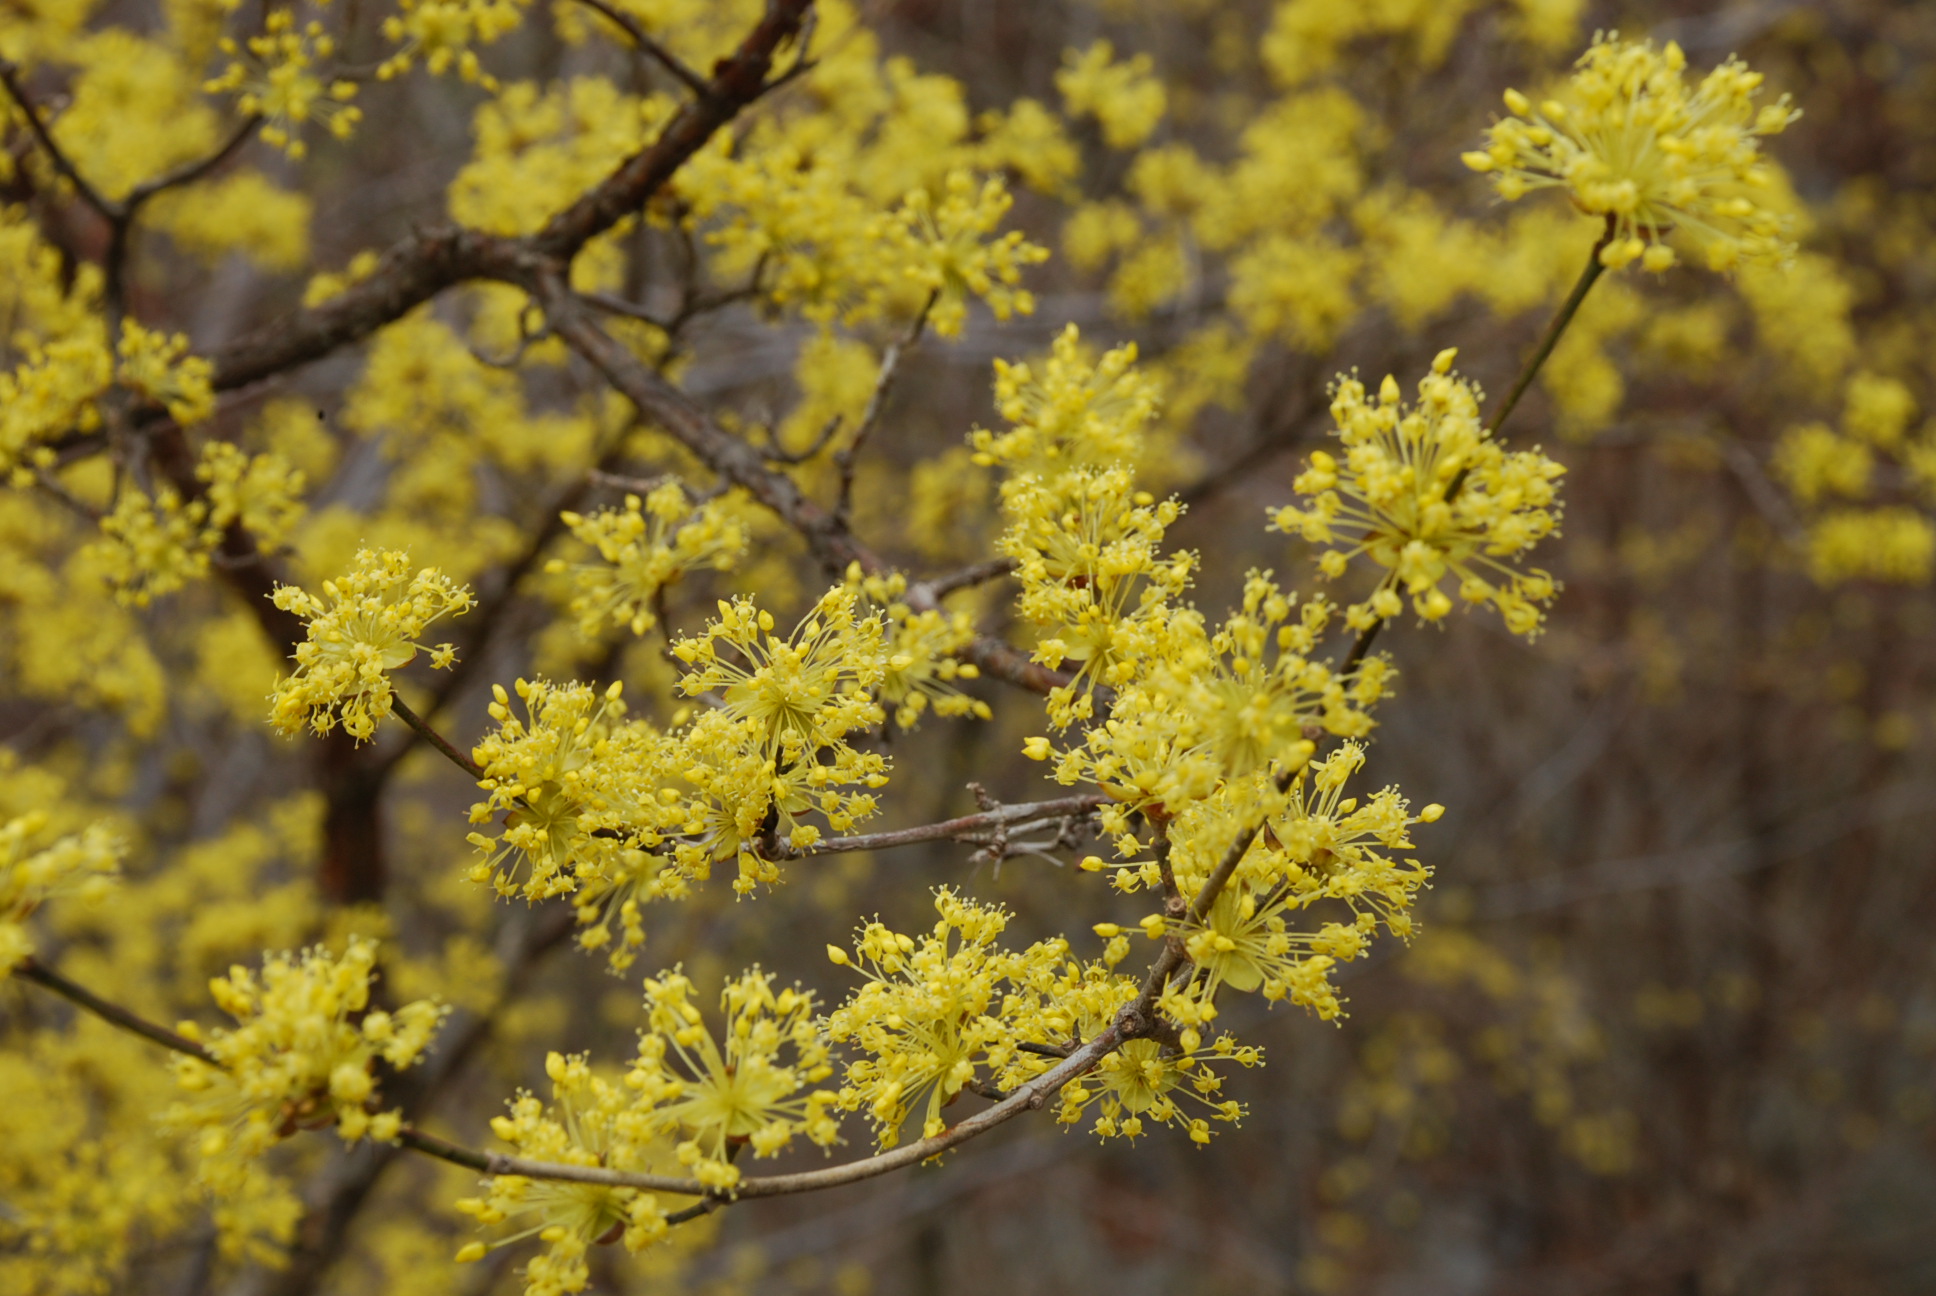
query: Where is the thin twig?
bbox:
[388,695,484,780]
[579,290,672,331]
[764,413,844,465]
[0,58,116,220]
[1482,217,1616,444]
[14,956,217,1063]
[914,556,1016,601]
[124,115,261,210]
[794,794,1106,857]
[835,291,938,530]
[566,0,711,96]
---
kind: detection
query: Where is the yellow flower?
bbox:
[889,170,1049,338]
[203,10,362,158]
[268,550,474,742]
[1271,350,1565,637]
[845,568,989,729]
[625,968,841,1190]
[1465,35,1799,271]
[671,586,887,757]
[0,813,123,972]
[1056,41,1167,150]
[458,1053,676,1295]
[115,322,215,425]
[824,890,1067,1148]
[167,939,447,1182]
[549,483,748,639]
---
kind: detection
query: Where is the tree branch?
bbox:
[0,57,116,221]
[539,281,1075,700]
[793,794,1106,857]
[13,956,216,1063]
[565,0,711,96]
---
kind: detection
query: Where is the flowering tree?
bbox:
[2,2,1931,1293]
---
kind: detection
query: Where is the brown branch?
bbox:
[539,281,1075,700]
[388,695,484,780]
[13,956,216,1063]
[794,794,1106,857]
[565,0,711,96]
[124,115,261,211]
[835,290,938,530]
[0,57,115,220]
[530,0,815,262]
[914,556,1016,601]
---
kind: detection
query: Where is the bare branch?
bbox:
[0,57,116,221]
[835,291,938,529]
[124,115,261,211]
[539,282,1076,700]
[565,0,711,96]
[14,956,216,1063]
[388,695,485,780]
[793,794,1106,857]
[913,556,1017,602]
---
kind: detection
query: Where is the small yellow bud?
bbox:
[1022,736,1053,760]
[455,1242,487,1264]
[827,945,851,966]
[1503,88,1531,115]
[1431,347,1458,374]
[1418,803,1445,823]
[1093,922,1122,938]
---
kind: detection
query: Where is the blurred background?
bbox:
[7,0,1936,1293]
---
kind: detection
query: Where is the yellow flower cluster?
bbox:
[461,970,837,1284]
[169,939,447,1188]
[890,170,1050,338]
[379,0,529,88]
[671,590,891,886]
[115,322,216,426]
[1271,350,1565,636]
[0,813,123,971]
[1003,466,1193,722]
[846,568,989,729]
[671,590,886,760]
[627,968,841,1188]
[1037,573,1389,817]
[968,324,1161,477]
[456,1053,675,1294]
[0,336,112,478]
[824,890,1070,1147]
[2,320,212,479]
[683,149,1047,333]
[1019,959,1262,1144]
[1056,41,1168,150]
[1464,35,1799,271]
[470,590,897,924]
[90,442,306,606]
[549,484,749,639]
[1804,509,1936,585]
[1095,743,1436,1025]
[268,550,474,741]
[1770,371,1936,586]
[466,679,665,907]
[203,10,362,159]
